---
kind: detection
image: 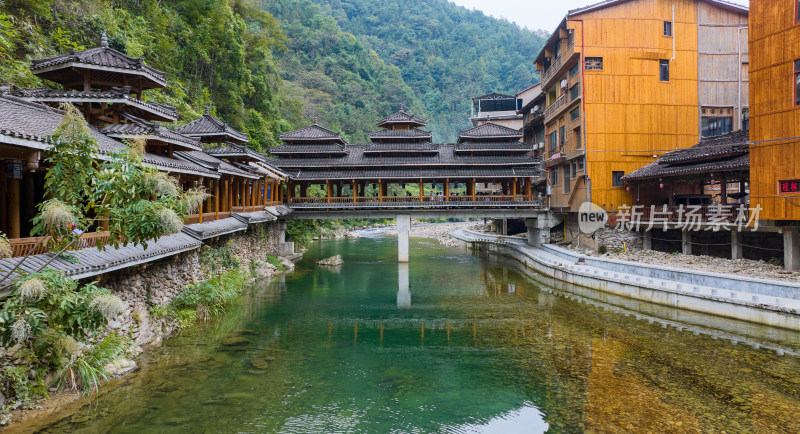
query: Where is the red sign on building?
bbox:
[779,180,800,194]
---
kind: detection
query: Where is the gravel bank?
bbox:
[381,221,473,247]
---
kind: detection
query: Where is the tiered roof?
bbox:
[278,121,346,144]
[30,33,168,90]
[271,107,542,182]
[102,113,201,152]
[12,86,178,122]
[623,130,750,181]
[375,106,427,128]
[206,142,266,163]
[177,107,249,144]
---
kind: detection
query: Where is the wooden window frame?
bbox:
[663,21,673,37]
[796,0,800,25]
[612,171,625,188]
[795,60,800,107]
[585,57,603,71]
[659,59,670,82]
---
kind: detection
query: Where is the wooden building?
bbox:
[470,92,524,130]
[0,34,284,255]
[271,107,542,205]
[535,0,749,216]
[749,0,800,222]
[517,83,546,158]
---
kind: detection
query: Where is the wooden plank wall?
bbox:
[749,0,800,220]
[577,0,701,212]
[572,0,748,212]
[698,2,749,131]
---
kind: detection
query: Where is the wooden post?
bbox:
[198,177,204,223]
[721,175,728,205]
[327,180,332,203]
[378,179,383,202]
[0,162,7,235]
[8,175,20,238]
[525,177,532,201]
[419,179,424,202]
[353,179,357,202]
[445,178,449,201]
[513,177,517,201]
[214,179,220,220]
[471,178,476,201]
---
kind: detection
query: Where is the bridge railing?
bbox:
[288,195,534,204]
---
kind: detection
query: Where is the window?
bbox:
[659,60,670,82]
[569,63,579,78]
[701,107,734,137]
[549,131,558,153]
[570,107,580,122]
[550,167,559,185]
[585,57,603,70]
[563,165,571,194]
[796,60,800,106]
[574,127,582,149]
[664,21,673,37]
[578,157,585,171]
[612,171,625,187]
[559,126,565,148]
[569,83,580,101]
[742,108,749,131]
[797,0,800,24]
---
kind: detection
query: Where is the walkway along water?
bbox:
[452,228,800,331]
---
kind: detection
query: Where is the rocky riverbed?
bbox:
[381,221,473,247]
[566,246,800,284]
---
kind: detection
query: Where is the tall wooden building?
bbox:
[749,0,800,221]
[535,0,749,216]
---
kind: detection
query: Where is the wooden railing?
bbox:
[288,195,530,204]
[544,93,568,122]
[8,231,111,258]
[541,42,575,86]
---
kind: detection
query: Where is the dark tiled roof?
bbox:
[206,143,266,163]
[288,166,541,180]
[363,143,437,153]
[182,218,248,240]
[368,128,432,140]
[30,37,168,88]
[278,123,346,144]
[658,130,749,164]
[142,152,218,178]
[455,142,533,152]
[472,92,515,100]
[458,122,523,142]
[0,233,200,283]
[175,151,258,179]
[232,211,276,224]
[265,205,293,217]
[375,109,427,128]
[0,93,128,154]
[102,113,201,151]
[178,111,249,143]
[623,130,750,181]
[270,144,347,155]
[13,86,178,121]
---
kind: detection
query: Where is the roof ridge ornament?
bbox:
[313,116,318,125]
[100,32,109,48]
[204,105,211,115]
[399,103,404,112]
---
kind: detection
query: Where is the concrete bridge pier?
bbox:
[397,262,410,308]
[525,217,550,248]
[397,214,410,262]
[277,220,295,256]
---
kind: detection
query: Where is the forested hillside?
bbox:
[304,0,546,142]
[0,0,545,147]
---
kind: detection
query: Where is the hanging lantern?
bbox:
[659,183,664,190]
[626,186,631,192]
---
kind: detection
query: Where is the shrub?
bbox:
[266,255,286,270]
[598,245,608,255]
[53,334,129,395]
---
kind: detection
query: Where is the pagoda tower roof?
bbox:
[30,33,167,90]
[178,107,248,144]
[278,120,347,145]
[458,122,523,143]
[375,105,427,128]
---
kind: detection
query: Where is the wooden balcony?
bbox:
[8,231,111,258]
[541,43,577,88]
[544,92,581,125]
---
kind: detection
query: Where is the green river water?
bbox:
[20,233,800,433]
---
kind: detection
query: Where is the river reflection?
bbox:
[20,236,800,433]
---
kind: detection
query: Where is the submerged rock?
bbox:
[104,358,137,378]
[249,357,270,370]
[220,336,249,346]
[317,255,344,266]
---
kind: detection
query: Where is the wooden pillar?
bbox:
[240,180,246,208]
[214,179,220,220]
[327,180,332,203]
[22,171,34,236]
[720,175,728,205]
[419,179,424,202]
[512,177,517,200]
[8,176,20,238]
[198,177,204,222]
[353,179,357,201]
[668,179,675,208]
[221,179,228,213]
[471,178,476,201]
[378,179,383,202]
[445,178,449,201]
[0,162,7,235]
